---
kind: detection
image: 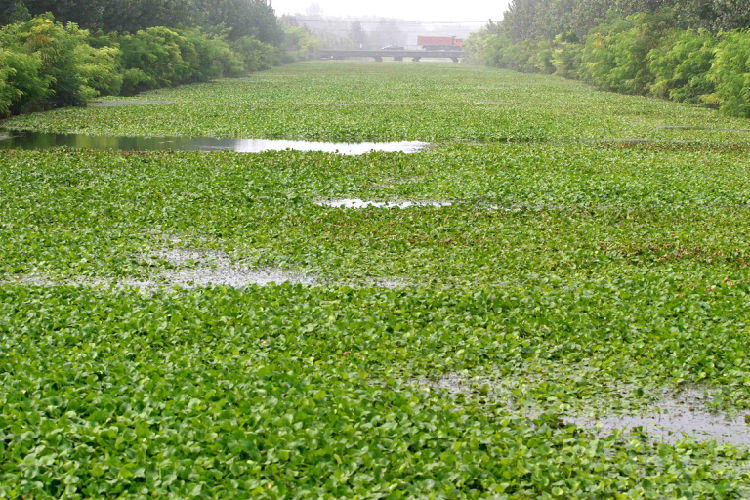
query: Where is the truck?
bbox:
[417,36,463,51]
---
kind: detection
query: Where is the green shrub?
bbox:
[648,29,717,104]
[0,48,45,115]
[231,36,279,72]
[581,10,673,94]
[13,16,116,106]
[708,30,750,117]
[469,8,750,119]
[118,27,246,95]
[529,39,556,74]
[118,27,193,92]
[0,52,17,115]
[0,15,302,114]
[120,68,153,96]
[77,43,123,97]
[552,35,583,79]
[186,29,244,79]
[0,15,117,114]
[282,24,318,63]
[480,33,514,68]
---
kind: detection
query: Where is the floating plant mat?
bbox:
[0,130,429,155]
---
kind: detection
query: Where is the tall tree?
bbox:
[194,0,283,43]
[349,21,366,48]
[14,0,283,44]
[0,1,30,25]
[500,0,750,42]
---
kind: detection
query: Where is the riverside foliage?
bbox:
[468,4,750,117]
[1,62,750,496]
[0,13,316,116]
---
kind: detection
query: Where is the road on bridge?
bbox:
[318,49,464,63]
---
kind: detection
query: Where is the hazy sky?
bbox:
[272,0,509,23]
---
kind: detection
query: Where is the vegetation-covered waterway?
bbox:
[2,62,750,497]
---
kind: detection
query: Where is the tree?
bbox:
[16,0,284,44]
[194,0,283,43]
[367,20,406,49]
[349,21,366,49]
[499,0,750,43]
[0,1,30,25]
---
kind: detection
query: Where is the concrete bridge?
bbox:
[319,49,464,63]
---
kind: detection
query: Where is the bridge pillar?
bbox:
[395,56,403,62]
[374,56,383,63]
[412,57,421,63]
[451,57,459,63]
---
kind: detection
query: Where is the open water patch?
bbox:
[0,248,417,291]
[660,125,750,133]
[0,130,429,155]
[88,99,177,107]
[565,389,750,447]
[144,249,319,288]
[315,198,453,209]
[413,374,750,447]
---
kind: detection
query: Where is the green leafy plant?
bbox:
[648,28,717,103]
[0,14,118,114]
[2,61,750,496]
[708,30,750,117]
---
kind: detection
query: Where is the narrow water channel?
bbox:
[0,130,429,155]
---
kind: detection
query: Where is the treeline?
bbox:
[501,0,750,41]
[0,1,317,116]
[1,0,284,43]
[468,1,750,117]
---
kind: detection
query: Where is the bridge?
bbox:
[319,49,464,63]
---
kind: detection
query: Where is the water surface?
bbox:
[315,198,453,209]
[0,130,428,155]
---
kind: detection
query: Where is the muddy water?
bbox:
[414,374,750,447]
[315,198,453,209]
[0,130,429,155]
[660,125,750,133]
[0,249,414,291]
[89,100,177,107]
[565,390,750,446]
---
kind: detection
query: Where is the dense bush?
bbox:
[580,11,674,95]
[502,0,750,43]
[648,29,716,104]
[469,0,750,117]
[117,27,244,95]
[281,24,318,63]
[552,34,583,79]
[0,12,318,116]
[0,15,118,114]
[708,30,750,117]
[13,0,284,44]
[470,8,750,118]
[466,33,555,74]
[231,36,280,73]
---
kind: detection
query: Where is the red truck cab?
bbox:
[418,36,463,50]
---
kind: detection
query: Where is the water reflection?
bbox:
[0,130,429,155]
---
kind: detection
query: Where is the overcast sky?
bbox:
[272,0,508,23]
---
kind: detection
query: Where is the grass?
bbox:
[2,62,750,497]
